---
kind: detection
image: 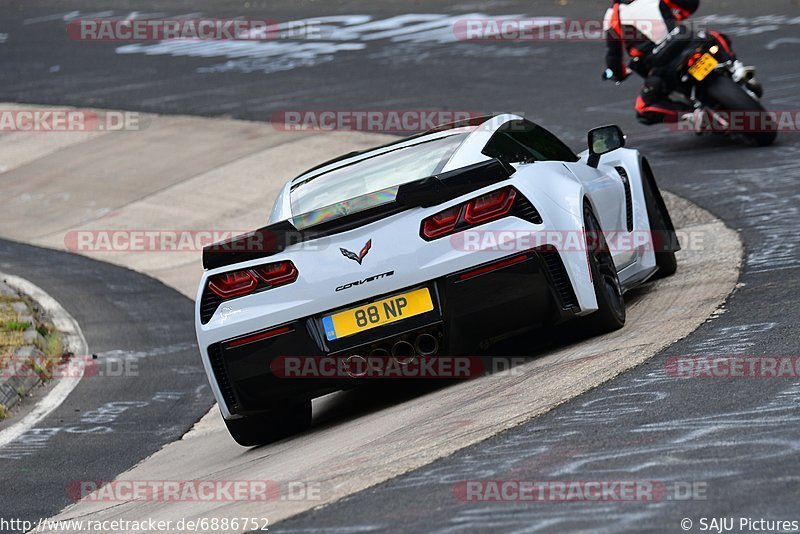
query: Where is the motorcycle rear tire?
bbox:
[700,74,777,147]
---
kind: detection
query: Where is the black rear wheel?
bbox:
[223,399,312,447]
[700,73,777,146]
[582,204,626,335]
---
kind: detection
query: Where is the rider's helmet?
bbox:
[610,1,699,21]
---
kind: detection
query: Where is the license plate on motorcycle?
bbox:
[689,53,719,81]
[322,288,434,341]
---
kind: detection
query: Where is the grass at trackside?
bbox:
[2,319,30,331]
[0,297,24,372]
[0,292,62,420]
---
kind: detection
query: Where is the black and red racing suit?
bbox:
[603,0,735,124]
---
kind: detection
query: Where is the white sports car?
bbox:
[195,114,679,446]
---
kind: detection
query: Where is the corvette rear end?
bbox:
[195,114,679,445]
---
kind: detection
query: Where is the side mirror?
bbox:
[587,125,626,168]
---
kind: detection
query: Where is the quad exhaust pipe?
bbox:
[345,354,368,377]
[414,333,439,357]
[369,347,390,358]
[381,333,440,364]
[352,334,440,373]
[391,340,416,364]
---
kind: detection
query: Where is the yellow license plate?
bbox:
[323,288,434,340]
[689,53,718,81]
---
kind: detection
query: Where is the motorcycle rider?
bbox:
[602,0,756,126]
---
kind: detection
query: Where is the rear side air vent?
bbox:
[208,343,239,413]
[539,246,580,311]
[513,195,543,224]
[200,288,223,324]
[615,166,634,232]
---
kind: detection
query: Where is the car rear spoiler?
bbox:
[202,158,515,270]
[395,158,515,208]
[202,221,305,270]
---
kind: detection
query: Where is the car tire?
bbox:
[582,204,626,335]
[642,161,678,279]
[223,400,312,447]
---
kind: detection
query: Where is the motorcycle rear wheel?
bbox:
[700,74,778,147]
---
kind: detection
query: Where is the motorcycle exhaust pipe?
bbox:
[391,341,416,365]
[414,333,439,357]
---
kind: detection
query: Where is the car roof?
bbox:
[290,114,518,184]
[269,114,525,224]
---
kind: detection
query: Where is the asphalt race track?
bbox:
[0,240,213,523]
[1,0,799,532]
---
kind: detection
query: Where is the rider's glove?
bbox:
[603,66,630,83]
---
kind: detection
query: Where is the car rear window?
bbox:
[290,133,468,215]
[482,119,579,163]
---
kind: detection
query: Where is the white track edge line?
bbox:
[0,272,88,448]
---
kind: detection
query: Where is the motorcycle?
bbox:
[605,25,778,147]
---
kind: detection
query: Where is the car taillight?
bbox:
[464,188,516,224]
[207,261,298,300]
[208,270,258,298]
[422,206,461,239]
[254,261,298,286]
[421,186,520,240]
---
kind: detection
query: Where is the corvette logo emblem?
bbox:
[340,239,372,265]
